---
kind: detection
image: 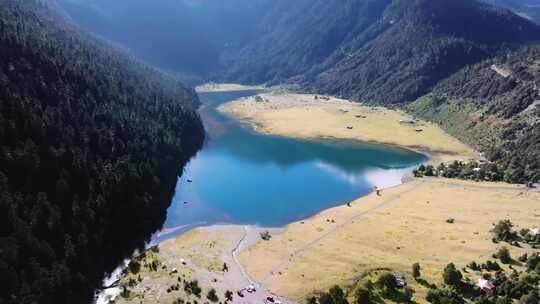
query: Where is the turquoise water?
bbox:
[161,91,426,236]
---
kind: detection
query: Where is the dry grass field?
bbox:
[219,93,477,164]
[114,225,288,304]
[115,226,246,304]
[112,88,539,304]
[239,178,540,302]
[195,83,264,92]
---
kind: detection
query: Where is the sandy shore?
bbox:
[195,83,265,93]
[239,178,540,302]
[219,92,477,164]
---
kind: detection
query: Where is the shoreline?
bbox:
[150,85,433,247]
[238,177,540,302]
[237,116,438,165]
[218,92,479,165]
[112,173,536,304]
[110,86,534,304]
[107,86,430,304]
[195,83,265,93]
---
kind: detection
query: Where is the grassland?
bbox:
[239,178,540,302]
[219,93,477,164]
[114,226,246,304]
[195,83,265,92]
[113,225,288,304]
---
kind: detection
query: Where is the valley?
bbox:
[110,86,539,304]
[3,0,540,304]
[219,92,476,164]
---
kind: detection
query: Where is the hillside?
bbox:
[0,1,204,303]
[55,0,269,83]
[219,0,392,84]
[480,0,540,23]
[57,0,540,101]
[408,46,540,183]
[223,0,540,105]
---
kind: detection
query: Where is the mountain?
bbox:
[55,0,269,83]
[219,0,393,84]
[0,1,204,303]
[55,0,540,182]
[408,46,540,183]
[57,0,540,102]
[222,0,540,104]
[480,0,540,23]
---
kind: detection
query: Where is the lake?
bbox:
[157,90,427,240]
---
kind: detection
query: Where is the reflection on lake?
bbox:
[159,91,426,239]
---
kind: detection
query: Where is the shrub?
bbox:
[206,288,219,303]
[403,287,414,302]
[225,290,233,302]
[329,285,348,304]
[318,285,349,304]
[496,247,512,264]
[467,261,480,271]
[127,278,137,287]
[376,272,397,290]
[128,260,141,274]
[443,263,462,286]
[484,260,501,271]
[492,220,519,243]
[354,287,372,304]
[412,263,421,279]
[184,280,201,297]
[526,253,540,271]
[319,293,333,304]
[120,287,131,299]
[495,297,511,304]
[363,280,374,290]
[425,165,435,176]
[260,231,272,241]
[446,218,455,224]
[426,287,464,304]
[519,290,538,304]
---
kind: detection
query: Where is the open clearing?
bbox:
[195,83,265,93]
[114,225,290,304]
[219,92,477,164]
[239,178,540,302]
[113,88,538,304]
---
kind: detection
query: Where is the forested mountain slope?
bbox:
[223,0,540,105]
[0,1,204,303]
[219,0,393,84]
[57,0,540,101]
[480,0,540,23]
[55,0,269,83]
[408,46,540,183]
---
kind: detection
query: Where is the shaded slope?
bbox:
[312,0,540,103]
[408,46,540,182]
[220,0,393,83]
[223,0,540,104]
[0,1,204,303]
[480,0,540,23]
[56,0,269,83]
